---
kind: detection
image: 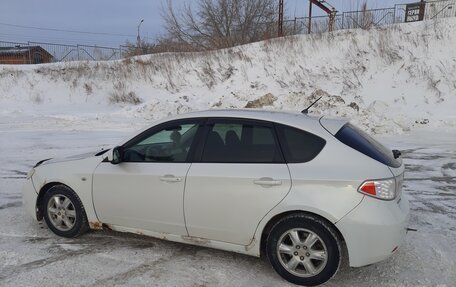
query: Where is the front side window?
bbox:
[122,121,200,163]
[201,120,283,163]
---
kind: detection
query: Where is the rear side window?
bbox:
[335,123,401,168]
[276,124,326,163]
[201,121,283,163]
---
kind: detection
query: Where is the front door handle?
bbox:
[160,175,182,183]
[254,177,282,187]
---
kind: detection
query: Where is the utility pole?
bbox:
[308,0,313,34]
[137,19,144,55]
[278,0,284,37]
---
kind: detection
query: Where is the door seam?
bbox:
[182,163,193,236]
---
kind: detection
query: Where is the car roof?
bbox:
[165,109,347,133]
[170,108,311,120]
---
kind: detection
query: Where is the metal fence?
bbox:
[342,7,397,29]
[0,0,455,63]
[280,0,456,35]
[0,40,130,62]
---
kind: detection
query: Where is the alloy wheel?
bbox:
[47,194,77,232]
[276,228,328,277]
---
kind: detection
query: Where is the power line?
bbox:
[0,33,132,46]
[0,22,138,38]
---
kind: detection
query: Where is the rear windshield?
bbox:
[335,123,401,168]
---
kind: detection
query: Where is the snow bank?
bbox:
[1,18,455,134]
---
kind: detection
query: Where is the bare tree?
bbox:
[123,40,158,57]
[162,0,277,50]
[358,1,375,29]
[344,0,377,30]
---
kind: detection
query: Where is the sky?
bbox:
[0,0,413,47]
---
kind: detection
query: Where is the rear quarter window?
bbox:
[335,123,401,168]
[276,124,326,163]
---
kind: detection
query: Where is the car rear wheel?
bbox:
[266,214,341,286]
[42,185,89,238]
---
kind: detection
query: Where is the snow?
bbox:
[1,19,456,135]
[1,17,456,286]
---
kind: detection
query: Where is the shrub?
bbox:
[109,82,142,105]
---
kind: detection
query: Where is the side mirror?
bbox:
[110,146,123,165]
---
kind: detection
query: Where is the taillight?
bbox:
[358,179,396,200]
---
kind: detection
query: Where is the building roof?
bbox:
[0,46,52,57]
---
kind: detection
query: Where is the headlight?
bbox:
[26,168,35,179]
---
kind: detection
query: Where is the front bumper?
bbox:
[22,177,38,220]
[336,194,410,267]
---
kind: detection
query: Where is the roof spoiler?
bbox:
[319,116,348,135]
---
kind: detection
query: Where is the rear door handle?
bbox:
[254,177,282,187]
[160,175,182,183]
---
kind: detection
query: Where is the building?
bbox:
[0,46,53,64]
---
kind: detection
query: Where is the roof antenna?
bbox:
[301,96,322,114]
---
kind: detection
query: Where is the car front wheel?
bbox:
[266,214,341,286]
[42,184,89,238]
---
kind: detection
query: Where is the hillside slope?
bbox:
[1,18,455,134]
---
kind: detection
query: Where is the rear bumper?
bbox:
[336,194,410,267]
[22,177,38,220]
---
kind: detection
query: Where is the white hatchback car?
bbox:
[23,109,410,286]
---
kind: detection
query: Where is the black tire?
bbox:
[42,184,89,238]
[266,214,341,286]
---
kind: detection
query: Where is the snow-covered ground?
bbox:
[1,17,455,286]
[0,125,455,287]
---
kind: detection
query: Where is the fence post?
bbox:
[27,41,31,64]
[77,45,80,61]
[342,13,345,29]
[393,4,397,23]
[293,17,297,34]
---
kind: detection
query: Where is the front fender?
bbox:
[32,156,103,225]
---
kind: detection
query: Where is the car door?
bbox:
[93,118,204,235]
[184,118,292,245]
